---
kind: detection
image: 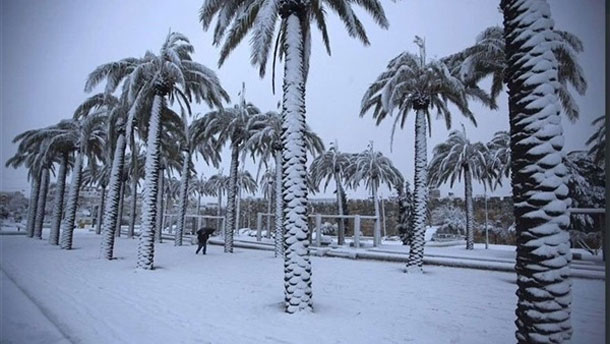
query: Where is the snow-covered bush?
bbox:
[432,205,466,235]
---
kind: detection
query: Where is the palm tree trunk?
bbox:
[372,183,381,246]
[33,168,50,239]
[335,173,345,245]
[235,185,242,232]
[95,186,106,235]
[155,167,165,243]
[484,188,489,250]
[274,150,283,257]
[406,109,428,272]
[128,178,137,238]
[115,179,125,237]
[175,150,190,246]
[502,0,572,341]
[60,151,84,250]
[26,170,42,238]
[279,7,312,313]
[464,166,474,250]
[216,192,222,232]
[224,145,239,253]
[101,132,126,259]
[49,153,68,245]
[266,186,272,238]
[136,93,164,270]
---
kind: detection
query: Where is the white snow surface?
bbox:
[0,230,604,344]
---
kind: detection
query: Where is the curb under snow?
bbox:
[207,238,605,281]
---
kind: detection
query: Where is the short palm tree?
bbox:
[428,125,491,250]
[360,37,480,272]
[207,171,230,233]
[174,113,221,246]
[347,142,403,246]
[201,0,389,314]
[234,169,258,231]
[204,85,258,253]
[501,1,573,341]
[309,141,352,245]
[245,109,323,257]
[586,115,605,167]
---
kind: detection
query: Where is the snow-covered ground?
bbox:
[1,230,605,344]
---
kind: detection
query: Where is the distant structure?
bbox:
[429,188,441,200]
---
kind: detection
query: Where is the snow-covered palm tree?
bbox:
[348,143,403,246]
[445,25,586,120]
[501,1,573,341]
[173,113,221,246]
[59,112,107,250]
[123,31,228,269]
[207,171,230,233]
[310,141,352,245]
[204,85,258,252]
[360,37,479,272]
[428,125,490,250]
[234,169,258,231]
[201,0,388,314]
[586,115,605,167]
[245,110,323,256]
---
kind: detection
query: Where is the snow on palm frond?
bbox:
[348,143,403,192]
[444,25,587,120]
[309,142,352,192]
[586,115,606,167]
[200,0,388,79]
[487,130,510,187]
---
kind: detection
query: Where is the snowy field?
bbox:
[1,230,605,344]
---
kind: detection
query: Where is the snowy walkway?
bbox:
[1,269,71,344]
[0,231,605,343]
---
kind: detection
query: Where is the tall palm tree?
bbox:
[126,31,228,270]
[201,0,388,314]
[501,1,573,341]
[445,25,587,120]
[245,110,323,256]
[204,85,258,252]
[60,110,107,250]
[360,37,480,272]
[586,115,605,167]
[259,168,275,237]
[348,142,403,246]
[428,125,491,250]
[310,141,352,245]
[207,171,230,233]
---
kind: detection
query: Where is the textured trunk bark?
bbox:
[274,150,284,258]
[335,174,345,245]
[216,192,222,232]
[224,145,239,253]
[266,185,272,239]
[128,178,137,238]
[502,0,572,341]
[115,179,125,237]
[26,171,42,238]
[280,11,312,313]
[372,183,381,246]
[101,132,126,259]
[155,168,165,244]
[464,166,474,250]
[136,93,164,270]
[49,154,68,245]
[33,168,50,239]
[406,109,428,272]
[95,186,106,235]
[235,186,242,233]
[175,150,190,246]
[484,190,489,250]
[60,152,83,249]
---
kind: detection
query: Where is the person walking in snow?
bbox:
[195,227,215,255]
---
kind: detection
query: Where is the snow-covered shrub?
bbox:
[432,205,466,235]
[319,222,338,235]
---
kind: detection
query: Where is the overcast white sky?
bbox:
[0,0,605,202]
